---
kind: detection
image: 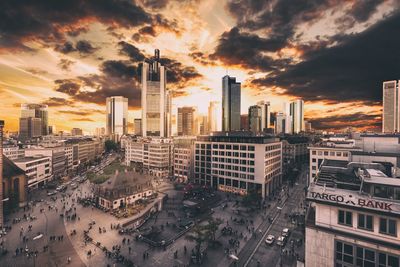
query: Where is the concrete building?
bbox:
[3,143,23,160]
[208,101,221,132]
[2,157,28,212]
[281,136,310,170]
[134,119,142,136]
[0,120,4,226]
[141,49,171,137]
[222,75,241,131]
[178,107,198,136]
[24,146,66,180]
[199,115,208,135]
[240,114,249,131]
[106,96,128,141]
[306,160,400,267]
[125,137,173,178]
[20,103,48,136]
[257,101,271,131]
[19,117,42,141]
[304,121,312,132]
[290,99,304,134]
[382,80,399,133]
[95,127,105,137]
[13,156,52,187]
[173,136,196,183]
[71,128,83,136]
[248,105,262,133]
[194,133,282,198]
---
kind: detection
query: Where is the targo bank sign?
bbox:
[307,189,400,213]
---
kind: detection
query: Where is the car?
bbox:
[276,236,286,247]
[265,234,275,245]
[282,228,290,237]
[47,191,57,196]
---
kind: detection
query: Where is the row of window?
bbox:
[311,150,349,157]
[338,210,397,236]
[212,151,255,158]
[212,164,255,173]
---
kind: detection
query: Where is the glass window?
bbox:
[379,218,397,236]
[358,214,373,231]
[356,247,375,267]
[338,210,352,226]
[312,150,316,155]
[324,151,329,156]
[335,241,354,265]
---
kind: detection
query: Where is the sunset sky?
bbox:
[0,0,399,134]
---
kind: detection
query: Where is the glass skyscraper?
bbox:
[20,103,48,136]
[222,75,241,132]
[106,96,128,141]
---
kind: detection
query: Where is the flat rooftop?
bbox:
[13,156,49,163]
[351,151,400,157]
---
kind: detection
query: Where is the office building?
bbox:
[106,96,128,141]
[2,157,28,213]
[95,127,105,137]
[306,160,400,267]
[282,103,293,134]
[208,101,221,132]
[194,132,282,198]
[248,105,262,133]
[71,128,83,136]
[25,147,66,180]
[3,143,23,160]
[304,121,312,132]
[382,80,399,133]
[13,156,52,187]
[178,107,198,136]
[275,112,286,134]
[20,103,48,136]
[281,136,310,171]
[222,75,241,131]
[0,120,4,226]
[173,136,196,183]
[240,115,249,131]
[290,99,304,134]
[141,49,171,137]
[134,119,142,136]
[257,101,271,131]
[125,137,173,178]
[19,117,42,141]
[199,115,208,135]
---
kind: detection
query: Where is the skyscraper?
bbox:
[19,117,42,140]
[382,80,399,133]
[283,102,292,134]
[240,114,249,131]
[141,49,171,137]
[199,115,208,135]
[222,75,241,131]
[257,100,271,131]
[106,96,128,141]
[275,112,286,134]
[208,101,221,132]
[19,103,48,138]
[248,105,262,133]
[134,119,142,136]
[178,107,198,136]
[0,120,3,227]
[290,99,304,134]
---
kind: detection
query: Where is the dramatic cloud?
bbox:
[118,41,146,62]
[55,40,97,55]
[308,112,381,131]
[58,59,76,71]
[42,97,74,107]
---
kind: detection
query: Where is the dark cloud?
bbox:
[42,97,74,107]
[58,109,104,116]
[55,42,76,54]
[0,0,160,51]
[159,58,203,88]
[141,0,169,10]
[75,40,97,54]
[55,79,81,95]
[252,12,400,104]
[72,117,95,122]
[58,58,75,71]
[100,60,138,79]
[139,26,156,36]
[118,41,146,62]
[308,113,381,131]
[23,68,48,76]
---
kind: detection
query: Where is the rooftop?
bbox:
[351,150,400,157]
[13,156,49,163]
[3,155,25,177]
[197,132,279,144]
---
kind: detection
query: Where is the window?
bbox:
[312,158,316,163]
[324,151,329,156]
[312,166,316,170]
[379,252,400,267]
[343,152,348,157]
[338,210,353,226]
[379,218,397,236]
[248,146,255,151]
[356,247,375,267]
[335,241,354,265]
[330,152,335,156]
[358,214,373,231]
[336,152,342,157]
[312,150,316,155]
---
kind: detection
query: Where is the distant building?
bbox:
[3,143,23,160]
[141,49,171,137]
[257,101,271,131]
[106,96,128,142]
[19,117,42,141]
[194,133,282,198]
[240,114,249,131]
[222,75,241,131]
[95,170,153,210]
[290,99,304,134]
[95,127,105,137]
[208,101,221,132]
[20,103,48,136]
[24,147,66,179]
[248,105,262,133]
[199,115,208,135]
[13,156,52,187]
[134,119,142,136]
[275,112,286,134]
[304,121,312,132]
[178,107,198,136]
[71,128,83,136]
[281,136,310,171]
[382,80,398,133]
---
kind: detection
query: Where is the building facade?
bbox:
[134,119,142,136]
[290,99,304,134]
[13,156,52,187]
[248,105,262,133]
[382,80,399,133]
[24,147,66,180]
[106,96,128,141]
[194,133,282,198]
[173,136,196,183]
[141,49,171,137]
[20,103,48,136]
[178,107,198,136]
[208,101,221,132]
[19,117,42,141]
[222,75,241,132]
[71,128,83,136]
[257,101,271,131]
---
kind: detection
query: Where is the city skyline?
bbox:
[0,1,398,133]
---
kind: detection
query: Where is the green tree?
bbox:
[105,140,118,152]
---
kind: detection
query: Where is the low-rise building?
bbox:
[25,146,66,179]
[194,132,282,198]
[281,136,310,171]
[173,136,196,183]
[2,143,24,160]
[306,160,400,267]
[2,156,28,211]
[95,170,153,210]
[13,156,52,187]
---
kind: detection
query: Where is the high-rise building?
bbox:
[283,102,292,134]
[304,121,312,132]
[95,127,105,137]
[178,107,197,136]
[248,105,262,133]
[222,75,241,131]
[0,120,4,226]
[382,80,399,133]
[199,115,208,135]
[208,101,221,132]
[134,119,142,136]
[71,128,83,136]
[106,96,128,141]
[275,112,286,134]
[20,104,48,136]
[257,101,271,131]
[240,114,249,131]
[19,117,42,140]
[141,49,171,137]
[290,99,304,134]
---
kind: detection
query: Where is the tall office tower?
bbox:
[178,107,198,136]
[304,121,312,132]
[248,105,262,133]
[141,49,171,137]
[290,99,304,134]
[20,103,48,136]
[222,75,241,131]
[382,80,399,133]
[199,115,208,135]
[19,117,42,140]
[134,119,142,136]
[106,96,128,141]
[0,120,3,226]
[240,114,249,130]
[71,128,83,136]
[257,101,271,131]
[283,103,292,134]
[275,112,286,134]
[208,101,221,132]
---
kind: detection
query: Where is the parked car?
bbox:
[265,234,275,245]
[282,228,290,237]
[276,236,287,247]
[47,191,57,196]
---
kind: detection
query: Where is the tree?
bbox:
[105,140,118,152]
